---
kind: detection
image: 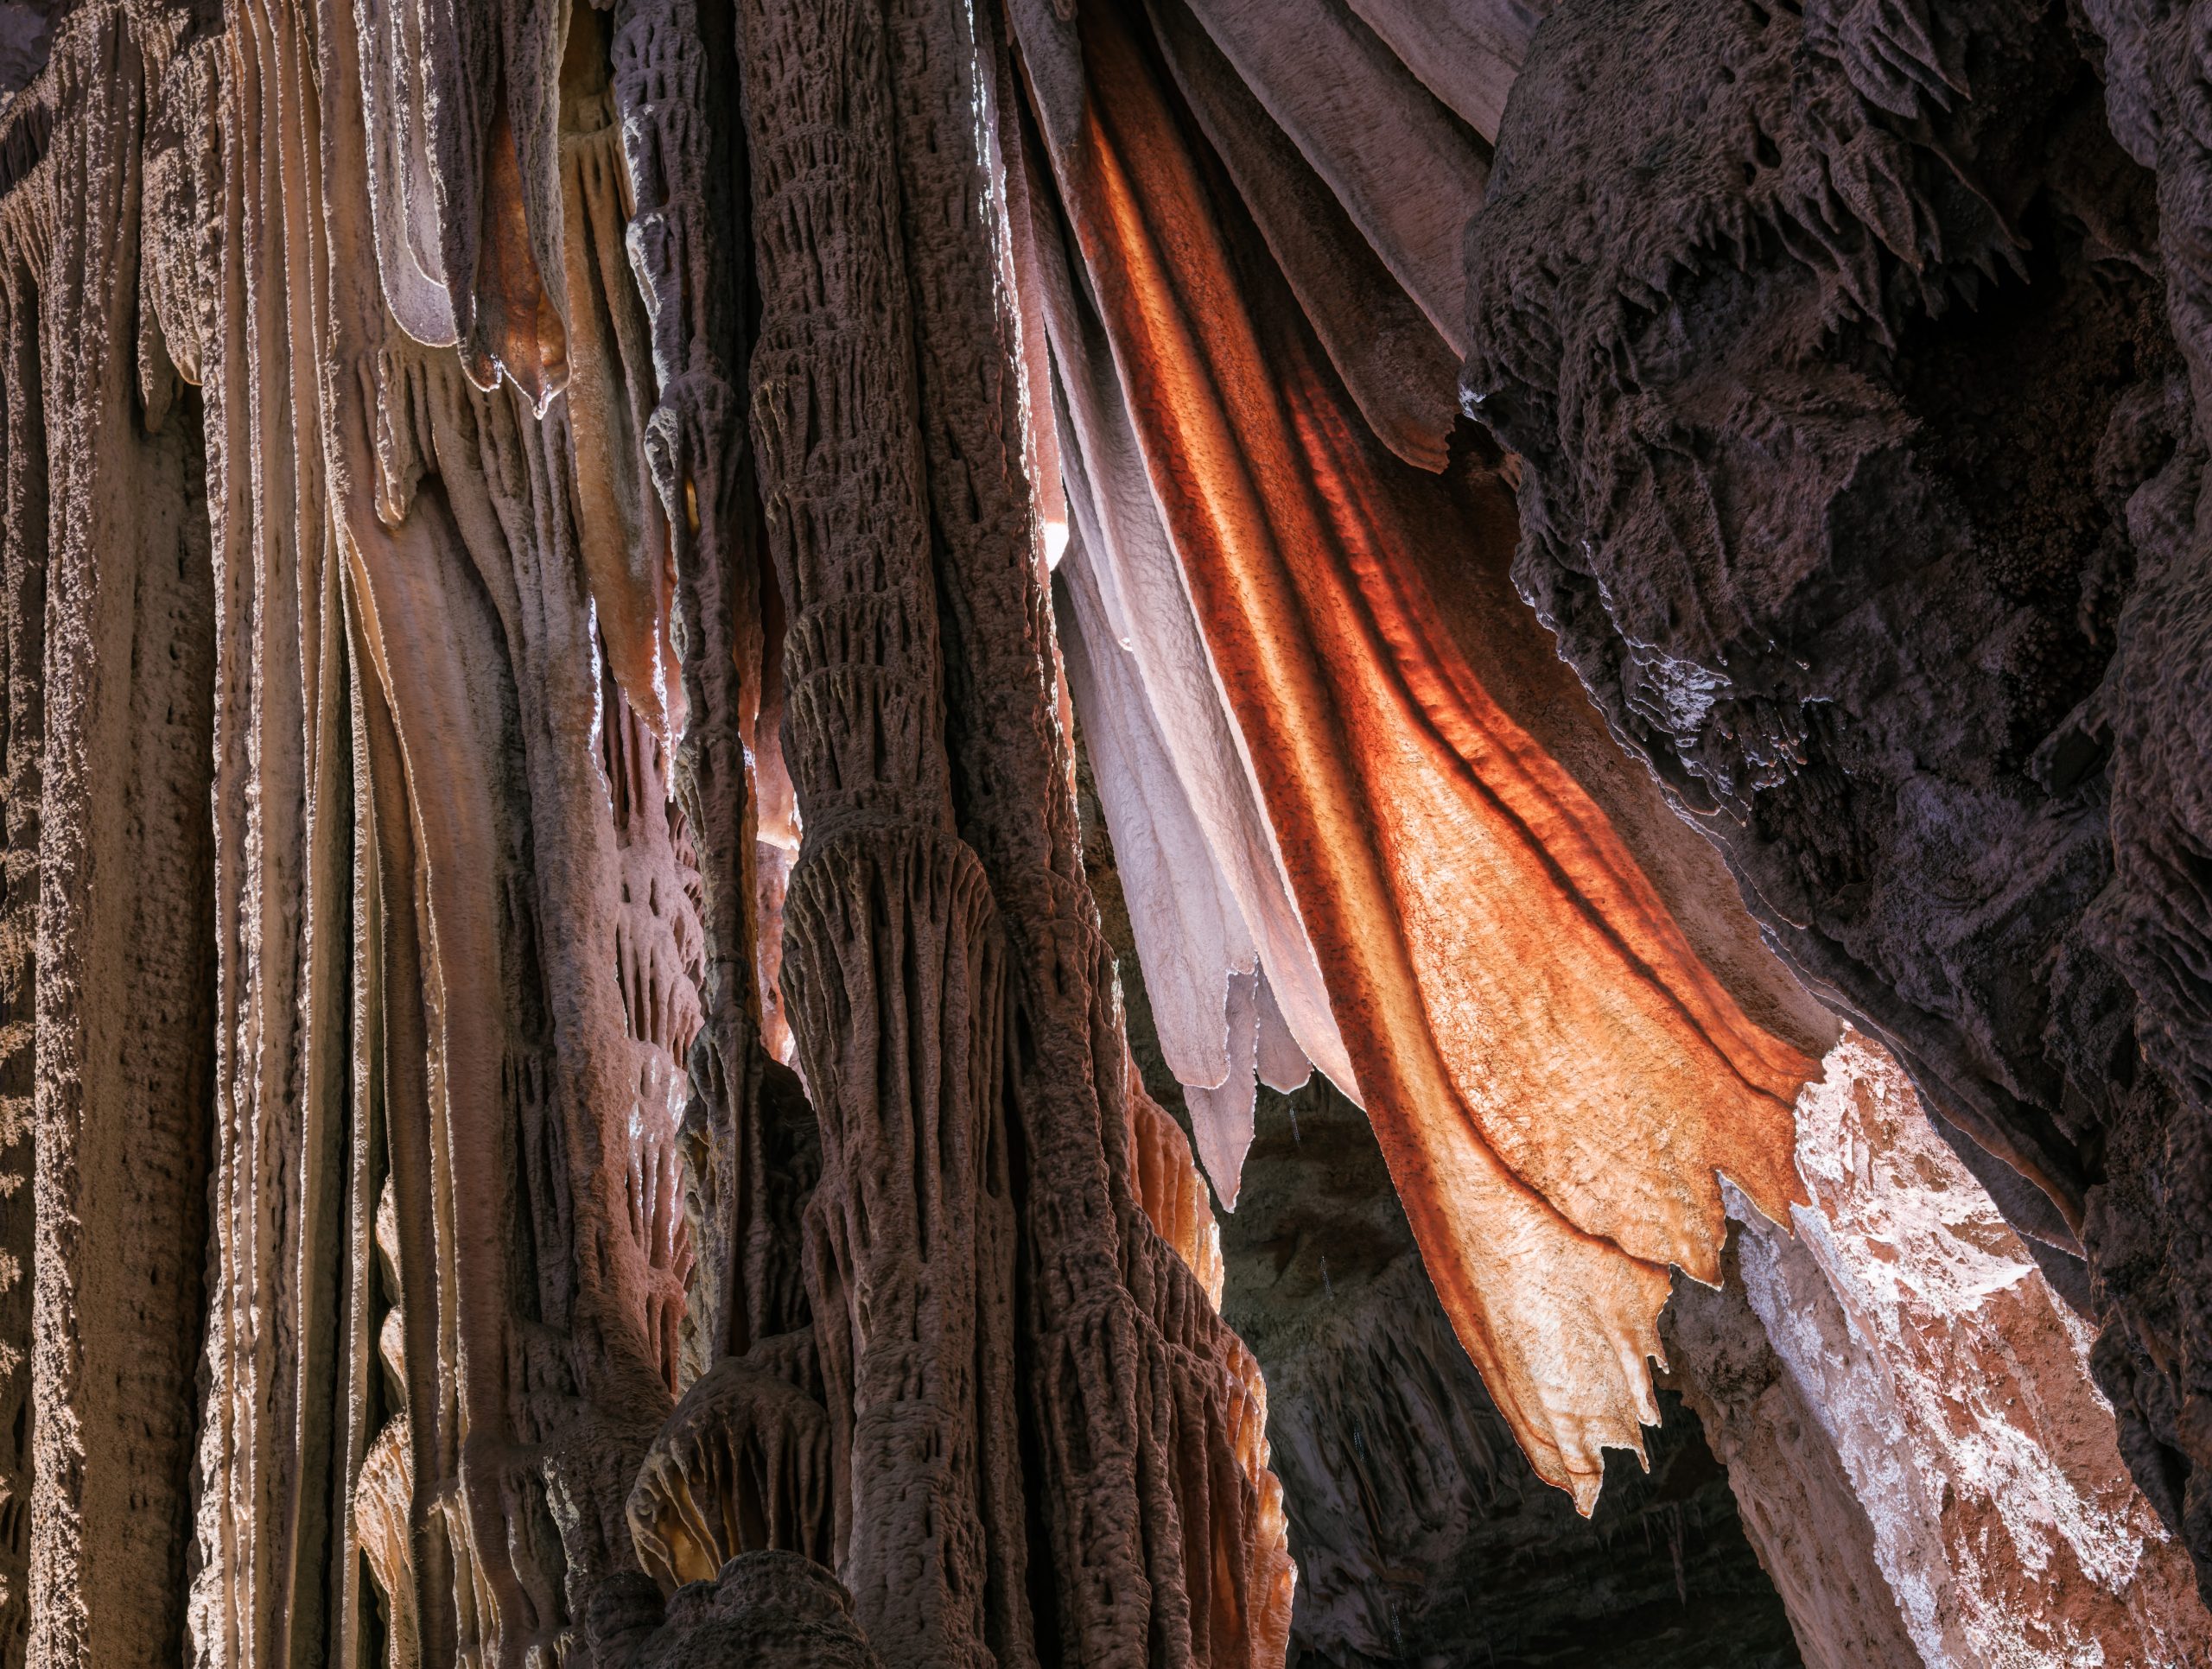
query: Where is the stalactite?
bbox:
[561,24,678,744]
[1033,143,1356,1196]
[182,0,709,1654]
[11,0,2209,1664]
[1056,539,1276,1146]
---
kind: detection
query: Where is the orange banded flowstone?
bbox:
[1015,0,1828,1505]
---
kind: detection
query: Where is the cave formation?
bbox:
[0,0,2209,1664]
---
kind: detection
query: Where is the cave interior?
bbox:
[1,0,2211,1665]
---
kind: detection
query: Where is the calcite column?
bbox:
[892,5,1292,1662]
[739,1,1027,1663]
[27,11,218,1666]
[607,0,796,1371]
[186,0,709,1657]
[0,113,48,1665]
[737,4,1294,1665]
[1723,1034,2212,1665]
[1663,1245,1923,1669]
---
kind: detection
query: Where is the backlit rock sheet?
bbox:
[1011,0,1831,1507]
[13,0,2212,1660]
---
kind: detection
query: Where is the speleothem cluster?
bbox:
[1,1,2210,1666]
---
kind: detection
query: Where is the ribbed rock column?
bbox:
[740,2,1027,1663]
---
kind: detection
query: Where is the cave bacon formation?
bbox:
[1012,0,1839,1507]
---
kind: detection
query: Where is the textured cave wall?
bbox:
[0,54,43,1654]
[1463,0,2212,1593]
[1774,1034,2207,1662]
[10,1,2212,1666]
[1675,1033,2212,1667]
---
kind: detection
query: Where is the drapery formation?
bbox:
[1010,0,1838,1506]
[194,3,709,1661]
[0,5,1841,1657]
[0,0,1288,1665]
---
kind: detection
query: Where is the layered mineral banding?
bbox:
[1088,733,2211,1665]
[1016,0,1840,1507]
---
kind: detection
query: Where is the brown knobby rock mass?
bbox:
[1463,0,2212,1604]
